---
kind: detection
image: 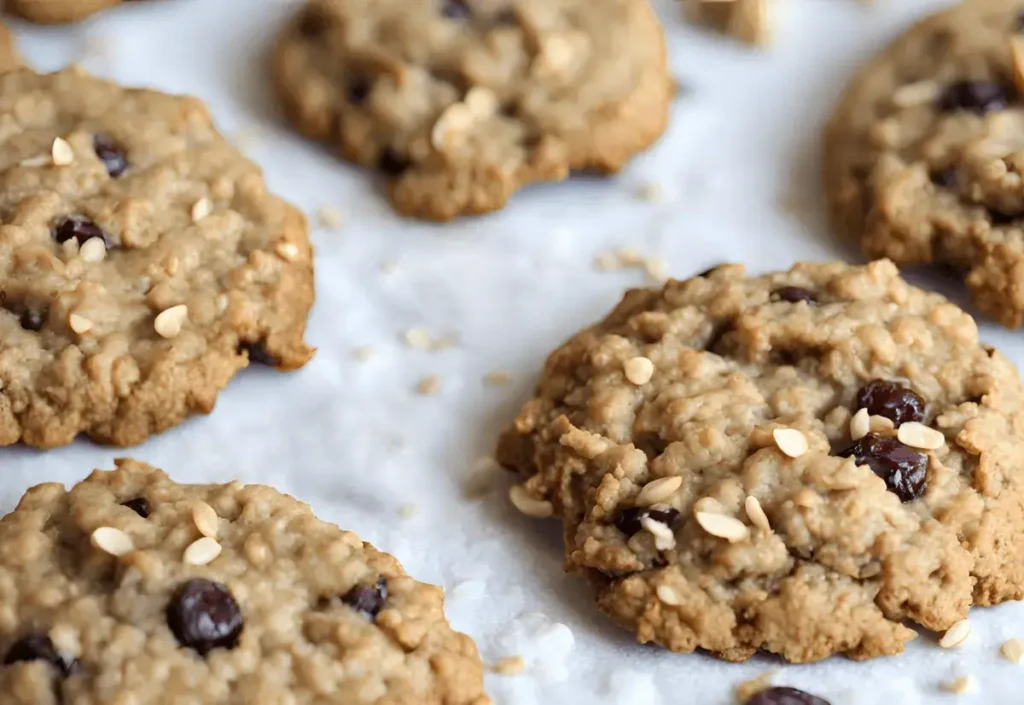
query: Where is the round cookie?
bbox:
[0,459,491,705]
[824,0,1024,328]
[6,0,124,24]
[272,0,672,221]
[0,68,315,449]
[498,259,1024,663]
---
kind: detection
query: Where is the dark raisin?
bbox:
[121,497,150,518]
[929,167,960,189]
[854,380,926,427]
[614,506,682,537]
[166,579,244,656]
[239,341,279,367]
[772,286,816,304]
[53,216,106,247]
[990,209,1017,225]
[838,434,928,503]
[347,76,372,105]
[3,633,77,677]
[442,0,471,19]
[342,577,388,620]
[19,308,46,332]
[747,686,831,705]
[93,134,127,178]
[938,81,1009,114]
[377,147,410,177]
[298,8,327,37]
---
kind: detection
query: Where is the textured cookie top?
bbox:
[0,68,314,448]
[273,0,671,220]
[499,259,1024,663]
[0,460,490,705]
[824,0,1024,327]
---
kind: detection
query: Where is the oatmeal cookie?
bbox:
[0,23,19,72]
[272,0,671,220]
[498,259,1024,663]
[0,67,315,448]
[825,0,1024,328]
[0,459,490,705]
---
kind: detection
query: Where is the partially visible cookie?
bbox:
[0,459,491,705]
[498,259,1024,663]
[6,0,124,24]
[682,0,775,46]
[0,23,20,72]
[0,68,315,448]
[825,0,1024,328]
[273,0,672,220]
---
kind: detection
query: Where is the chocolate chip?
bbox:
[938,81,1009,114]
[121,497,150,518]
[239,341,279,367]
[19,308,46,332]
[166,579,244,656]
[855,379,926,427]
[442,0,471,19]
[747,686,831,705]
[614,506,682,537]
[771,286,816,304]
[377,147,410,177]
[838,434,928,503]
[929,167,960,189]
[342,577,388,620]
[93,134,127,178]
[347,76,372,105]
[3,633,77,677]
[53,216,106,247]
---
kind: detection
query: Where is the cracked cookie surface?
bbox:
[825,0,1024,328]
[0,459,490,705]
[498,259,1024,663]
[272,0,671,221]
[0,68,314,448]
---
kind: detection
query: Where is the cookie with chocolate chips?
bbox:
[825,0,1024,328]
[498,259,1024,663]
[272,0,672,220]
[0,67,315,448]
[0,459,490,704]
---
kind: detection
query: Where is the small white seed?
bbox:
[1002,638,1024,663]
[51,137,74,166]
[635,476,682,506]
[79,237,106,263]
[640,516,676,551]
[509,485,554,518]
[744,496,771,533]
[850,407,870,440]
[91,527,134,557]
[275,241,300,261]
[938,619,971,649]
[695,511,750,543]
[869,414,896,435]
[891,80,941,108]
[183,537,222,566]
[623,356,655,385]
[191,500,219,538]
[191,197,212,222]
[655,585,681,606]
[68,313,93,335]
[897,422,945,450]
[772,427,808,458]
[153,304,188,339]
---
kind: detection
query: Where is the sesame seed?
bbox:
[850,407,870,440]
[624,356,655,385]
[79,237,106,263]
[183,537,222,566]
[191,197,212,222]
[51,137,75,166]
[68,313,93,335]
[773,427,808,458]
[745,495,771,533]
[656,584,682,605]
[640,516,677,551]
[191,500,219,538]
[90,526,134,557]
[509,485,554,518]
[897,422,945,450]
[939,619,971,649]
[694,511,750,543]
[274,241,300,261]
[1002,638,1024,663]
[635,476,683,506]
[153,305,189,339]
[416,375,442,396]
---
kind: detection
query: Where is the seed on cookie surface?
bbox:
[891,79,941,108]
[274,241,300,261]
[78,237,106,263]
[154,305,189,339]
[68,313,93,335]
[615,506,681,536]
[509,485,554,518]
[183,537,222,566]
[1002,638,1024,663]
[939,619,972,649]
[623,356,655,385]
[850,407,870,440]
[166,579,244,656]
[191,500,218,537]
[51,137,74,166]
[656,584,682,606]
[695,511,750,543]
[191,197,212,222]
[635,476,682,506]
[772,428,808,458]
[90,526,134,556]
[744,496,771,533]
[640,516,677,550]
[897,421,945,450]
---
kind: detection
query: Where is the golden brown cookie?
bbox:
[272,0,672,221]
[0,68,315,448]
[6,0,124,24]
[499,259,1024,663]
[0,460,491,705]
[825,0,1024,328]
[0,22,20,71]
